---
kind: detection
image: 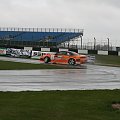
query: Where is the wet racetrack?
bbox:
[0,57,120,91]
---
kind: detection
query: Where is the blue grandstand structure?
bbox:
[0,27,83,48]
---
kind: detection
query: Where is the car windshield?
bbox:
[68,51,79,56]
[56,51,67,55]
[56,51,79,56]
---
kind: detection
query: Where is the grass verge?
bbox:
[95,55,120,66]
[0,60,69,70]
[0,90,120,120]
[0,55,120,69]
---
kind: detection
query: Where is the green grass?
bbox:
[0,90,120,120]
[0,55,120,70]
[0,60,68,70]
[95,55,120,66]
[0,56,120,120]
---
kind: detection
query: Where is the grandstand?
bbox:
[0,27,83,48]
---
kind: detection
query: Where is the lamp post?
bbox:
[94,37,96,50]
[80,35,82,49]
[107,38,110,51]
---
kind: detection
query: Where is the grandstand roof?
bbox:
[0,27,83,33]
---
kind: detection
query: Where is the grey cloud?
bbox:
[100,0,120,7]
[0,0,120,46]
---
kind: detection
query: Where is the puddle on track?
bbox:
[0,64,120,91]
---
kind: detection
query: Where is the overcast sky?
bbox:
[0,0,120,46]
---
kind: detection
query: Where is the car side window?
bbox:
[57,51,67,55]
[62,51,67,55]
[67,52,70,56]
[56,52,61,55]
[67,52,73,56]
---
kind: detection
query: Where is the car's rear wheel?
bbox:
[44,57,50,63]
[68,58,76,65]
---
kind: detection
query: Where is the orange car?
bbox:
[40,51,87,65]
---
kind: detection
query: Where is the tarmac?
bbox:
[0,56,120,91]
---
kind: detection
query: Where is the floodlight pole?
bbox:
[94,37,96,50]
[107,38,110,51]
[80,35,82,49]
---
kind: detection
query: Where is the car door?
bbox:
[61,52,70,63]
[54,51,68,63]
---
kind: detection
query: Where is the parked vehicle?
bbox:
[40,51,87,65]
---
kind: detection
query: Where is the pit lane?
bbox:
[0,57,120,91]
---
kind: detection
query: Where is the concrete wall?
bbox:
[59,48,68,52]
[98,51,108,55]
[41,48,50,52]
[78,49,88,54]
[118,52,120,56]
[24,47,33,50]
[29,47,120,56]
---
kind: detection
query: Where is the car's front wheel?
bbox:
[44,57,50,63]
[68,58,76,65]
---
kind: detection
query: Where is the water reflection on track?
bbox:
[0,65,120,91]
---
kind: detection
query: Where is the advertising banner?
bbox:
[0,48,6,56]
[31,51,41,59]
[6,48,32,58]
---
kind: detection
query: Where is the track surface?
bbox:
[0,56,120,91]
[0,56,42,64]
